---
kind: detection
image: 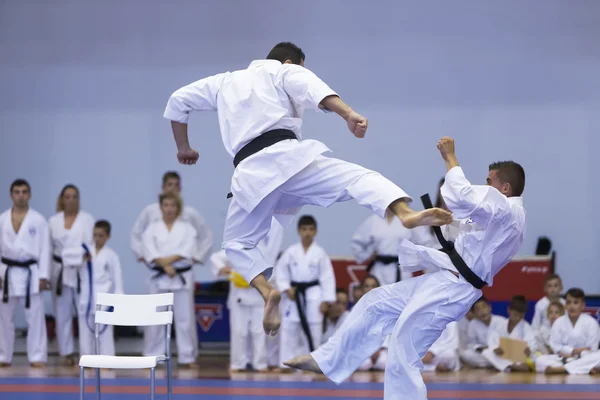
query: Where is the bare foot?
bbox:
[263,289,281,336]
[283,354,323,374]
[400,208,452,229]
[590,367,599,375]
[0,363,11,368]
[30,362,45,368]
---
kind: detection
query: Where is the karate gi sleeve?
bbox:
[279,64,338,112]
[441,166,512,229]
[110,252,125,295]
[210,250,229,278]
[274,250,292,293]
[130,206,151,260]
[531,300,544,332]
[549,320,572,356]
[350,217,375,264]
[467,322,485,351]
[163,73,228,123]
[523,322,537,351]
[141,226,161,264]
[319,252,337,304]
[37,218,51,281]
[585,319,600,351]
[187,209,213,264]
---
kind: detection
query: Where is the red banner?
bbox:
[332,255,553,303]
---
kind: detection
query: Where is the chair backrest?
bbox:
[95,293,174,327]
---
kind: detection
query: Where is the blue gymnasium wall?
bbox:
[1,0,599,322]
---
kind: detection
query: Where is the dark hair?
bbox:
[361,274,380,288]
[565,287,585,300]
[56,184,80,212]
[336,288,348,295]
[509,295,528,314]
[162,171,181,186]
[488,161,525,197]
[434,178,445,209]
[471,296,489,311]
[544,273,562,284]
[267,42,305,65]
[94,220,111,235]
[298,215,317,229]
[10,179,30,193]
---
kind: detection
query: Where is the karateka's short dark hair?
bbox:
[267,42,305,65]
[488,161,525,197]
[10,179,30,193]
[94,220,111,236]
[508,295,528,314]
[298,215,317,229]
[336,288,348,295]
[565,287,585,300]
[471,296,489,311]
[162,171,181,185]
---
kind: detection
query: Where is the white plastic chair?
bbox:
[78,292,174,400]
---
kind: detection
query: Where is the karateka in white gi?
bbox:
[48,184,95,365]
[285,137,527,400]
[131,171,213,359]
[0,179,51,367]
[163,42,451,336]
[141,191,199,367]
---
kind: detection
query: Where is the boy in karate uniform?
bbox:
[535,300,565,356]
[422,322,460,372]
[77,220,124,356]
[480,295,536,372]
[276,215,335,368]
[536,288,600,375]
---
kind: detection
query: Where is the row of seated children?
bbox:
[460,287,600,374]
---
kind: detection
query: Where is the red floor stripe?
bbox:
[1,384,600,399]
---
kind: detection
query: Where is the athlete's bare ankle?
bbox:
[250,274,272,301]
[389,198,414,219]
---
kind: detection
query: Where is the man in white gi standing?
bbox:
[0,179,51,367]
[285,137,527,400]
[163,42,452,336]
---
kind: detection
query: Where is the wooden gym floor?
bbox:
[1,355,599,399]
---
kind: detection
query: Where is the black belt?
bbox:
[291,279,320,352]
[2,257,37,308]
[53,254,81,296]
[150,265,193,285]
[227,129,298,199]
[420,194,487,290]
[365,255,401,282]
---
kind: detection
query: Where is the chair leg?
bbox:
[79,367,84,400]
[150,367,156,400]
[95,368,101,400]
[167,358,172,400]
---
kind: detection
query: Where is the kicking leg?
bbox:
[223,194,282,335]
[284,275,425,382]
[278,155,452,229]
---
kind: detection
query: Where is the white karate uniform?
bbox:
[48,210,95,357]
[535,313,600,374]
[422,322,460,372]
[163,59,410,286]
[481,319,536,371]
[0,208,50,364]
[351,217,436,286]
[532,296,566,333]
[457,316,472,350]
[276,242,336,367]
[460,316,507,368]
[142,219,198,364]
[358,336,390,371]
[210,219,283,370]
[77,245,123,356]
[535,324,554,355]
[322,311,350,345]
[311,166,526,400]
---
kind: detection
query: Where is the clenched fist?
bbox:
[437,136,456,160]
